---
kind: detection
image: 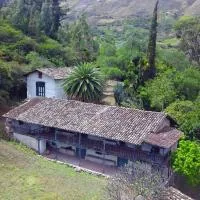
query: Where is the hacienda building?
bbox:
[25,67,73,99]
[3,98,182,171]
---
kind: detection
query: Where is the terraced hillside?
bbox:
[66,0,200,25]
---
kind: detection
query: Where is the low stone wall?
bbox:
[13,132,46,154]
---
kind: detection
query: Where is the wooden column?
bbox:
[55,129,58,160]
[102,139,106,173]
[38,138,40,155]
[78,133,81,166]
[55,129,57,141]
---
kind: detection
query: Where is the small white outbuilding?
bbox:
[25,67,73,99]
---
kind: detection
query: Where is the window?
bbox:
[38,72,42,79]
[151,146,160,154]
[19,121,24,125]
[36,82,45,97]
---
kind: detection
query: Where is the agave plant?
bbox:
[63,63,105,103]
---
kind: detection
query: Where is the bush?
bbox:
[172,140,200,186]
[13,37,37,55]
[0,21,22,43]
[26,52,54,69]
[38,37,66,66]
[165,100,200,136]
[101,67,123,80]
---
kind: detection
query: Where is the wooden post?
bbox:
[55,129,58,160]
[55,129,57,141]
[78,133,81,166]
[103,139,106,173]
[38,138,40,155]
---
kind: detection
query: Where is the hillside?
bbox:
[67,0,200,25]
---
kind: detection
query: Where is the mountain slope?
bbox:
[67,0,199,25]
[185,0,200,15]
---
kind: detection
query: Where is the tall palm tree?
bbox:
[63,63,105,103]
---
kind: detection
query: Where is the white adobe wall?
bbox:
[55,80,67,99]
[13,132,46,154]
[27,72,57,98]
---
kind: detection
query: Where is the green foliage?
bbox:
[165,100,200,137]
[124,28,149,53]
[58,15,99,63]
[100,67,123,80]
[25,52,54,69]
[0,20,22,43]
[175,16,200,65]
[172,140,200,186]
[157,48,191,71]
[13,37,37,55]
[146,0,159,80]
[8,0,64,37]
[140,71,177,110]
[38,37,65,66]
[63,63,105,103]
[174,68,200,101]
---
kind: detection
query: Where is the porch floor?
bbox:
[44,149,118,176]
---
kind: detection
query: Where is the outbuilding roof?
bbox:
[24,67,73,80]
[166,187,194,200]
[144,128,182,148]
[3,98,182,147]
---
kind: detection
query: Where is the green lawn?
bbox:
[0,140,106,200]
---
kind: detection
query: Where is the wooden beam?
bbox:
[102,139,106,173]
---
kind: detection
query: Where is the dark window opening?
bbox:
[19,121,24,125]
[119,141,126,146]
[151,146,160,154]
[82,134,88,139]
[96,151,102,155]
[65,146,73,150]
[36,82,45,97]
[38,72,42,79]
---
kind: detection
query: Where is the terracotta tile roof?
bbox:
[166,187,194,200]
[144,128,183,148]
[25,67,74,80]
[3,98,181,147]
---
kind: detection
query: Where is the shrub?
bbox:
[172,140,200,186]
[38,37,66,66]
[0,21,22,43]
[14,37,37,55]
[101,67,123,80]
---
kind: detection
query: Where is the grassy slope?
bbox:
[0,141,106,200]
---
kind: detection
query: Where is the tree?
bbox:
[174,68,200,101]
[172,140,200,186]
[63,63,105,103]
[106,162,167,200]
[165,100,200,138]
[146,0,159,80]
[40,0,53,36]
[8,0,65,37]
[140,72,177,111]
[66,15,99,62]
[175,16,200,66]
[0,60,11,105]
[11,0,31,33]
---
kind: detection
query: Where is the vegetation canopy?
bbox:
[63,63,105,103]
